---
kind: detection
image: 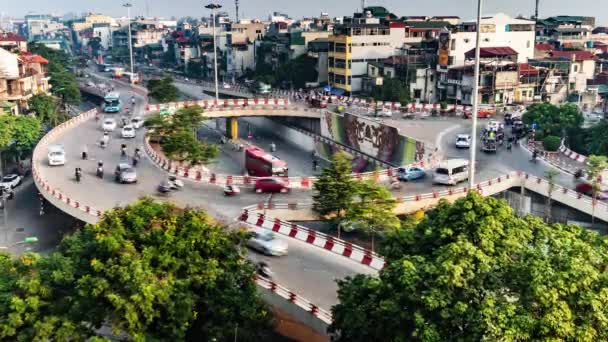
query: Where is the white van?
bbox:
[433,159,469,185]
[47,145,66,166]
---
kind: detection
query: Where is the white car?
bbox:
[121,125,136,138]
[0,174,22,189]
[455,134,472,149]
[102,118,117,132]
[130,116,144,129]
[378,109,393,117]
[47,145,66,166]
[246,231,288,256]
[222,83,231,89]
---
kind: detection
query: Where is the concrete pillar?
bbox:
[226,117,238,140]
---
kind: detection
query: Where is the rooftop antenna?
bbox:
[534,0,539,19]
[235,0,240,22]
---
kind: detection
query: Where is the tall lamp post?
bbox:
[205,3,222,104]
[468,0,483,188]
[123,3,135,85]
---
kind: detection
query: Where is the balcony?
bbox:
[329,67,352,76]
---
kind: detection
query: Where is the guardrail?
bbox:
[241,211,385,271]
[255,276,332,325]
[143,135,426,189]
[32,109,103,223]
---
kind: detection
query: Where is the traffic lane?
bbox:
[37,113,313,220]
[1,177,79,254]
[234,117,328,177]
[441,124,578,188]
[197,122,245,175]
[174,82,213,100]
[247,228,376,310]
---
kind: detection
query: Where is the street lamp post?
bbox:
[123,3,135,85]
[468,0,484,188]
[205,3,222,104]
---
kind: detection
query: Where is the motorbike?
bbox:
[574,169,584,179]
[158,176,184,194]
[96,166,104,178]
[75,168,82,182]
[223,185,241,196]
[256,262,273,279]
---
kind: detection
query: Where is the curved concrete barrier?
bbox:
[32,109,102,224]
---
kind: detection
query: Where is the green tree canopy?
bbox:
[0,199,274,341]
[28,94,57,124]
[330,192,608,341]
[185,60,205,79]
[522,102,583,139]
[313,152,359,217]
[28,43,81,105]
[11,115,42,154]
[145,106,219,165]
[345,181,399,234]
[371,78,410,104]
[585,120,608,156]
[147,76,179,103]
[0,115,15,150]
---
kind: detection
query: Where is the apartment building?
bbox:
[328,13,406,94]
[536,16,595,47]
[0,47,50,114]
[440,13,535,68]
[25,14,65,40]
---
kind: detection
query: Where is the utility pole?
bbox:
[534,0,540,20]
[468,0,483,188]
[235,0,240,22]
[205,3,222,104]
[123,3,135,85]
[361,0,366,12]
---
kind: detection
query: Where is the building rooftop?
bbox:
[535,43,554,51]
[0,32,26,42]
[19,52,48,64]
[464,47,518,59]
[518,63,539,75]
[551,50,596,61]
[404,21,451,30]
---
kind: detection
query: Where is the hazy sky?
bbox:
[3,0,607,25]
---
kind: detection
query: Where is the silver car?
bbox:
[247,231,288,256]
[114,163,137,183]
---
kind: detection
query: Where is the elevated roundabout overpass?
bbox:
[33,85,608,338]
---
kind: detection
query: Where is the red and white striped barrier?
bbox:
[240,211,385,271]
[559,144,588,164]
[32,109,103,220]
[255,276,332,324]
[145,97,291,112]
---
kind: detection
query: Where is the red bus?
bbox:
[245,147,288,177]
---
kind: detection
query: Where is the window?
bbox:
[451,39,456,50]
[573,65,579,72]
[526,40,531,48]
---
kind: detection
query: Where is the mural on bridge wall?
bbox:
[315,141,375,172]
[320,112,425,166]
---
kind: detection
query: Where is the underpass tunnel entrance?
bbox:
[226,117,238,140]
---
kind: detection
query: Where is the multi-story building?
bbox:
[25,14,65,41]
[328,12,406,94]
[440,13,535,68]
[289,30,331,59]
[92,23,113,49]
[536,16,595,46]
[0,47,50,114]
[308,38,329,84]
[230,21,266,43]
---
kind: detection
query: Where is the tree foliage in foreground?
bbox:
[147,76,179,103]
[522,102,583,139]
[313,151,359,217]
[330,192,608,341]
[145,106,219,165]
[0,199,274,341]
